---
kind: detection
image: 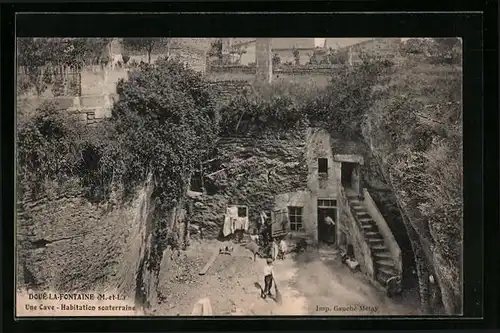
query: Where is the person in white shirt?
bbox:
[261,258,274,299]
[278,239,287,260]
[271,239,279,260]
[324,215,335,226]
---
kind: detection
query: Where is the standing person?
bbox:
[271,239,279,261]
[324,215,336,243]
[278,238,287,260]
[262,258,274,299]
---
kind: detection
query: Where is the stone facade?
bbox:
[186,127,377,248]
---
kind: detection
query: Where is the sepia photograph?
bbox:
[15,36,463,317]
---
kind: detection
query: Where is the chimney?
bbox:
[255,38,272,84]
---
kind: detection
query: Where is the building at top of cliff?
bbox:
[119,38,210,72]
[230,38,317,66]
[326,38,403,65]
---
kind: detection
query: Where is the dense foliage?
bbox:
[121,38,171,64]
[363,39,462,314]
[17,38,112,69]
[83,58,218,207]
[18,57,219,210]
[17,103,85,199]
[297,38,463,314]
[17,38,112,95]
[218,85,309,138]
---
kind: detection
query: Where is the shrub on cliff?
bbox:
[17,102,84,199]
[306,59,392,140]
[361,40,463,314]
[83,58,218,209]
[218,80,322,138]
[308,38,463,314]
[219,90,307,138]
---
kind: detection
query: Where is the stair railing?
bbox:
[338,185,375,280]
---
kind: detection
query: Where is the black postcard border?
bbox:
[1,3,497,333]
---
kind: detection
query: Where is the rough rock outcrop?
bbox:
[187,136,308,238]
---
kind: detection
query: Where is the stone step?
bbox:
[373,251,392,259]
[367,238,385,245]
[356,214,371,221]
[374,258,395,268]
[371,244,387,252]
[351,205,364,211]
[364,231,383,239]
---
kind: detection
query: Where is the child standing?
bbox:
[278,238,287,260]
[262,258,274,299]
[271,239,279,261]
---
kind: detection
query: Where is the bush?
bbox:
[218,81,314,138]
[17,102,84,199]
[83,58,219,209]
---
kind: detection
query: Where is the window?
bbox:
[288,206,304,232]
[318,199,337,207]
[238,206,248,218]
[318,158,328,174]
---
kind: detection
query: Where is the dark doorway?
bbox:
[341,162,356,189]
[317,205,336,244]
[346,244,355,257]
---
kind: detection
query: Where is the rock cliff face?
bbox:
[187,135,308,239]
[16,179,181,311]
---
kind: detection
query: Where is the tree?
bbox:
[17,102,84,199]
[292,48,300,66]
[17,38,111,68]
[121,38,171,64]
[208,39,223,64]
[272,53,281,67]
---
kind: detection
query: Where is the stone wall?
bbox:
[17,182,188,311]
[16,185,150,295]
[207,80,252,107]
[363,188,403,277]
[186,135,308,239]
[206,66,340,88]
[80,67,129,96]
[338,188,375,280]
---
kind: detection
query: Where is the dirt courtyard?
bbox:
[153,240,420,316]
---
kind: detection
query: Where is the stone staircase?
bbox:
[346,194,400,294]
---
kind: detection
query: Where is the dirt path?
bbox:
[153,240,419,316]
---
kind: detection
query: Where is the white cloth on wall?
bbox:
[227,206,239,234]
[227,206,238,218]
[260,211,268,225]
[242,217,249,231]
[223,214,232,237]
